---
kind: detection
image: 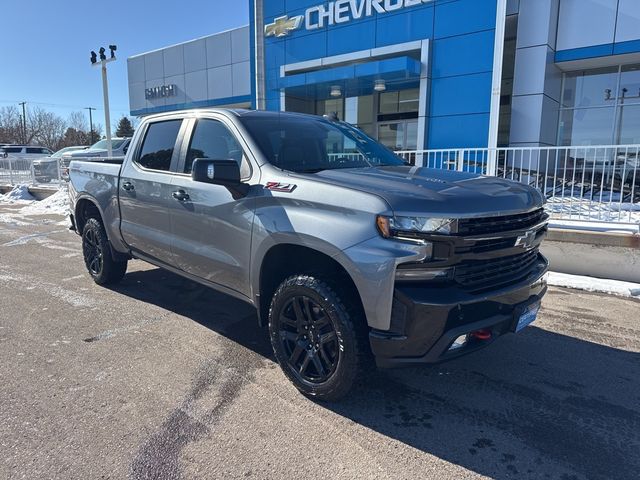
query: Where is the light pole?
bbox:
[90,45,117,157]
[18,101,27,144]
[85,107,96,144]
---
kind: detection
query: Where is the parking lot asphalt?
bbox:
[1,203,639,480]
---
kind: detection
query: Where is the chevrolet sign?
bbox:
[265,0,435,37]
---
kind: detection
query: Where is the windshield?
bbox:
[239,114,406,173]
[90,139,127,150]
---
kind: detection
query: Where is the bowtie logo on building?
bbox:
[264,15,303,37]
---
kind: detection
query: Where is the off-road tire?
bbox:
[82,217,127,285]
[268,275,369,401]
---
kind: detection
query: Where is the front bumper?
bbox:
[370,254,548,368]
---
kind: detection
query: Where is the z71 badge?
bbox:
[265,182,297,193]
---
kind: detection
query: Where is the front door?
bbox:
[168,116,257,298]
[119,118,185,266]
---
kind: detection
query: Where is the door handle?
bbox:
[172,189,190,201]
[122,181,134,191]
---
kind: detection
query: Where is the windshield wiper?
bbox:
[297,168,326,173]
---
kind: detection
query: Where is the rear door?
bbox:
[119,117,186,266]
[168,115,258,297]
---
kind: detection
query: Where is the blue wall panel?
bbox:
[430,72,492,117]
[327,20,376,56]
[264,0,286,18]
[428,113,490,149]
[431,30,494,78]
[434,0,497,39]
[284,31,327,63]
[374,7,434,47]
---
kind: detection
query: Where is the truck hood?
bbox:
[311,166,545,217]
[67,149,106,158]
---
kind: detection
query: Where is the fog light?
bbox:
[449,335,467,351]
[395,267,451,282]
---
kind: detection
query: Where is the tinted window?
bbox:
[136,120,182,171]
[2,147,22,153]
[26,147,45,154]
[185,119,249,177]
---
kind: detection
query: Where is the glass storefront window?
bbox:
[620,65,640,105]
[559,64,640,146]
[617,105,640,145]
[559,107,616,146]
[357,95,373,125]
[378,122,405,150]
[405,121,418,150]
[398,89,420,113]
[377,120,418,151]
[561,67,618,108]
[378,88,419,114]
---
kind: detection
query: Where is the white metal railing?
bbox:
[0,155,126,187]
[2,146,639,225]
[396,146,640,225]
[0,155,65,186]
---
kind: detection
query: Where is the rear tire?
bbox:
[82,217,127,285]
[268,275,368,401]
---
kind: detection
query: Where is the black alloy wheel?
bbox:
[83,225,103,276]
[81,217,128,285]
[268,275,367,401]
[278,295,340,383]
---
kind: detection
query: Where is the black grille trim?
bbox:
[454,249,540,292]
[457,208,546,236]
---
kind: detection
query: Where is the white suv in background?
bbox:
[1,145,54,161]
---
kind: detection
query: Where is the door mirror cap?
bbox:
[191,158,241,186]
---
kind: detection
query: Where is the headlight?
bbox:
[376,215,455,239]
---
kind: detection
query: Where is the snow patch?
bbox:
[547,272,640,298]
[19,188,70,216]
[0,185,35,203]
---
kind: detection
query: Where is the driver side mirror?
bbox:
[191,158,241,186]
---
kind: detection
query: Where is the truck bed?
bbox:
[68,160,123,244]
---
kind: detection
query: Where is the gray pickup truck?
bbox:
[69,109,549,401]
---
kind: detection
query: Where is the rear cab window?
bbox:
[134,120,182,172]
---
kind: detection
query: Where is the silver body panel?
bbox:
[69,108,545,332]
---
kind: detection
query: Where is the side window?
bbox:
[135,119,182,171]
[26,147,42,154]
[185,119,250,178]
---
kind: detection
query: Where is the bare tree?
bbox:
[0,106,22,143]
[68,111,88,132]
[34,112,67,150]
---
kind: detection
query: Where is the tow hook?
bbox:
[470,329,492,341]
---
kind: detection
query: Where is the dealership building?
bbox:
[128,0,640,156]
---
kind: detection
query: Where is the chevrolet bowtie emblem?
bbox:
[515,230,537,250]
[264,15,303,37]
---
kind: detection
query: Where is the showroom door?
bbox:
[377,120,418,151]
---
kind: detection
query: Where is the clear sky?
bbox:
[0,0,249,128]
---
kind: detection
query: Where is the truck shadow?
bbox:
[110,266,640,480]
